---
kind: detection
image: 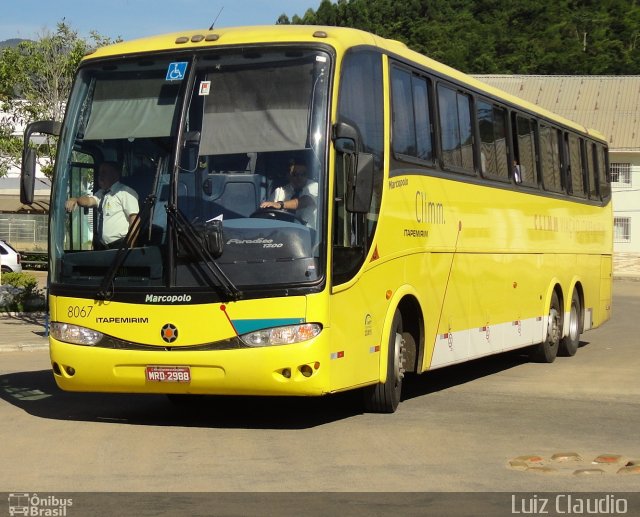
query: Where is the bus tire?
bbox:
[530,290,561,363]
[363,310,405,413]
[559,290,581,357]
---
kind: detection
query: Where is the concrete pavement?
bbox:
[613,252,640,280]
[0,312,49,352]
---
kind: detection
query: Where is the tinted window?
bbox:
[438,84,473,172]
[391,68,415,156]
[586,142,598,199]
[391,68,433,163]
[596,144,611,200]
[478,100,508,179]
[568,134,586,197]
[540,124,563,192]
[514,115,538,185]
[413,75,433,162]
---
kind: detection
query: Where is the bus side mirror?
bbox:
[333,122,374,213]
[21,148,36,204]
[21,120,61,205]
[345,153,373,213]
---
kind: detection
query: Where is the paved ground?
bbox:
[613,252,640,278]
[1,279,638,498]
[0,312,49,352]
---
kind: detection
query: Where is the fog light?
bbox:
[65,366,76,376]
[282,368,291,379]
[300,364,313,377]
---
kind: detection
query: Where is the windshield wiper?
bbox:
[96,158,165,300]
[95,192,156,300]
[166,204,242,302]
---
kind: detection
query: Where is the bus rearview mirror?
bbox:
[346,152,374,213]
[20,148,36,205]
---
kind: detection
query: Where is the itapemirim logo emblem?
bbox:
[7,493,73,516]
[161,323,178,343]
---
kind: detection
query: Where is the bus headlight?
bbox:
[50,322,103,346]
[240,323,322,347]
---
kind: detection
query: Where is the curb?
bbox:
[0,342,49,352]
[613,275,640,281]
[0,311,47,318]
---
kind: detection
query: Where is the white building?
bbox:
[0,106,50,250]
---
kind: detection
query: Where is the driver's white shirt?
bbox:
[90,181,139,244]
[272,180,318,227]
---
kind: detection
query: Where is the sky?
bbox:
[0,0,321,42]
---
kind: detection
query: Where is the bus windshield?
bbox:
[51,48,330,298]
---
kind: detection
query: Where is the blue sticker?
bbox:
[166,62,188,81]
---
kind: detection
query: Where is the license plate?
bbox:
[145,366,191,383]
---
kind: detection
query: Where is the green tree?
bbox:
[282,0,640,75]
[0,21,118,177]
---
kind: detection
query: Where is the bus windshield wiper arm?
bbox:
[96,159,165,301]
[166,205,242,302]
[96,193,156,300]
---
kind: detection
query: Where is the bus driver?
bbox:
[65,161,140,250]
[260,160,318,226]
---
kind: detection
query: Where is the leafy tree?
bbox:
[282,0,640,75]
[0,21,118,177]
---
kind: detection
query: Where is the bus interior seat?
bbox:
[201,173,264,219]
[120,172,152,202]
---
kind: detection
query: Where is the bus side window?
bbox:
[539,124,563,193]
[390,66,434,164]
[477,100,508,180]
[512,114,538,186]
[437,84,474,174]
[67,154,97,251]
[596,144,611,200]
[567,134,586,197]
[586,142,599,200]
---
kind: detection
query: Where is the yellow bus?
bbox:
[22,26,612,412]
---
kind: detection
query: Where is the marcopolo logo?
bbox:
[8,493,73,516]
[145,294,192,304]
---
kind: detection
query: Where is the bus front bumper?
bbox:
[49,338,328,396]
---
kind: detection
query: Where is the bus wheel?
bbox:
[559,290,581,357]
[530,290,561,363]
[363,310,405,413]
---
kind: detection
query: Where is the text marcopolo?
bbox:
[145,294,192,303]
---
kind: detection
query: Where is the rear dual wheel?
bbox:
[559,290,581,357]
[530,291,562,363]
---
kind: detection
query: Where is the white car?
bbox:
[0,240,22,273]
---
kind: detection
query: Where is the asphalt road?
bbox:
[0,280,638,513]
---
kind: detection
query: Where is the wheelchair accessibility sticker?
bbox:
[166,62,188,81]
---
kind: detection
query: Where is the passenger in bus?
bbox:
[513,160,523,183]
[260,159,318,226]
[65,161,140,250]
